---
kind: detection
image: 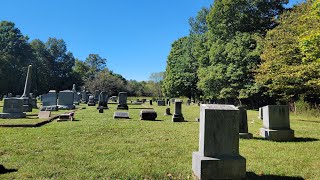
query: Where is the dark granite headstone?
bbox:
[140,110,157,120]
[172,100,184,122]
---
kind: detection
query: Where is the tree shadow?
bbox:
[0,165,18,174]
[130,108,154,110]
[247,172,304,180]
[252,137,318,142]
[297,119,320,123]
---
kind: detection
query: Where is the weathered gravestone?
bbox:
[58,90,75,110]
[20,65,33,112]
[80,86,88,103]
[0,98,26,118]
[157,100,165,106]
[38,111,51,118]
[260,105,294,141]
[113,111,129,119]
[117,92,128,110]
[72,84,80,105]
[238,106,253,139]
[140,110,157,121]
[41,90,58,111]
[172,100,184,122]
[164,108,171,115]
[258,107,263,120]
[98,91,109,109]
[87,95,96,106]
[192,104,246,180]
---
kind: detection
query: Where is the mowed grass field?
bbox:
[0,101,319,179]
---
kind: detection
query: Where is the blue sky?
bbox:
[1,0,302,81]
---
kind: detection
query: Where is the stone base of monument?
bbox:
[117,104,128,110]
[260,128,294,141]
[192,151,246,180]
[58,105,75,110]
[98,103,109,109]
[172,114,184,122]
[239,133,253,139]
[140,110,157,120]
[40,106,58,111]
[0,112,26,119]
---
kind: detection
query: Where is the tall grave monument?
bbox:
[98,91,109,109]
[260,105,294,141]
[192,104,246,180]
[21,65,33,112]
[117,92,128,110]
[172,100,184,122]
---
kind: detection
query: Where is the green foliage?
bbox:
[189,7,209,35]
[256,0,320,102]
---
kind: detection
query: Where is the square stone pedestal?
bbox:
[260,128,294,141]
[192,152,246,180]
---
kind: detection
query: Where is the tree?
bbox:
[85,54,107,80]
[150,72,165,98]
[189,7,210,35]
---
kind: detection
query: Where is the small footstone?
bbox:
[38,111,51,118]
[113,112,129,119]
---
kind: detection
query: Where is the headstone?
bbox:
[58,90,75,110]
[258,107,263,120]
[81,86,88,103]
[172,100,184,122]
[0,98,26,118]
[238,106,253,139]
[164,108,171,115]
[87,95,96,106]
[38,111,51,118]
[140,110,157,121]
[98,91,109,109]
[157,100,165,106]
[117,92,128,110]
[192,104,246,180]
[98,106,104,113]
[72,84,80,105]
[113,112,129,119]
[21,65,33,112]
[260,105,294,141]
[41,90,58,111]
[8,93,12,98]
[94,90,100,102]
[142,99,146,103]
[150,100,153,105]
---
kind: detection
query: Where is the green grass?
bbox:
[0,102,319,179]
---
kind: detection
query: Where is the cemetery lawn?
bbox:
[0,103,319,179]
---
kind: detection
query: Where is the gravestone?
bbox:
[258,107,263,120]
[21,65,33,112]
[164,108,171,115]
[238,106,253,139]
[157,100,165,106]
[87,95,96,106]
[94,90,100,102]
[149,100,152,105]
[41,90,58,111]
[0,98,26,118]
[113,112,129,119]
[81,86,88,103]
[192,104,246,180]
[98,91,109,109]
[172,100,184,122]
[8,93,12,98]
[260,105,294,141]
[98,106,104,113]
[38,111,51,118]
[140,110,157,120]
[58,90,75,110]
[117,92,128,110]
[142,99,146,103]
[72,84,80,105]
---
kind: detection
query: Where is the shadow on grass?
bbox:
[247,172,304,179]
[130,107,154,110]
[252,137,318,142]
[142,119,163,122]
[297,119,320,123]
[0,165,18,174]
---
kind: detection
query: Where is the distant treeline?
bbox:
[0,21,162,97]
[162,0,320,109]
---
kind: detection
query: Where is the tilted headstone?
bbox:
[58,90,75,110]
[192,104,246,180]
[41,90,58,111]
[260,105,294,141]
[87,95,96,106]
[117,92,128,110]
[238,106,253,139]
[172,100,184,122]
[21,65,33,112]
[98,91,109,109]
[157,100,165,106]
[140,110,157,121]
[0,98,26,118]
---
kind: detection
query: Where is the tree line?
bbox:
[0,21,161,97]
[162,0,320,109]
